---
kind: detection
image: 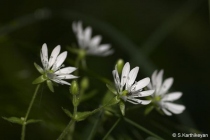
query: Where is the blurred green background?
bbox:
[0,0,209,139]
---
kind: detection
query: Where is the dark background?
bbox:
[0,0,209,139]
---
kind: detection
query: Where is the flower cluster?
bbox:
[33,21,185,116]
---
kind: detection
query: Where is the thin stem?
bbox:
[124,117,164,140]
[21,84,41,140]
[57,119,75,140]
[21,123,26,140]
[102,118,121,140]
[86,111,102,140]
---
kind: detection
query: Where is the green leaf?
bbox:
[75,111,92,121]
[62,108,73,118]
[106,84,117,95]
[47,80,54,92]
[2,117,23,125]
[26,119,42,124]
[34,62,43,74]
[119,101,125,116]
[32,75,46,84]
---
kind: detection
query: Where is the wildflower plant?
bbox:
[3,21,189,140]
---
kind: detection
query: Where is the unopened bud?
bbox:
[70,80,79,95]
[80,77,89,90]
[116,59,124,75]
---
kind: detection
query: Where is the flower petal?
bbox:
[156,70,164,95]
[159,78,173,95]
[135,77,150,91]
[97,44,111,52]
[90,35,102,48]
[151,70,157,87]
[162,92,182,101]
[162,108,172,116]
[52,79,70,85]
[132,90,154,97]
[101,49,114,56]
[57,75,78,79]
[55,67,77,75]
[126,67,139,89]
[84,26,92,43]
[48,45,61,69]
[52,51,67,71]
[41,43,48,69]
[112,69,120,91]
[164,102,185,114]
[121,62,130,88]
[127,98,151,105]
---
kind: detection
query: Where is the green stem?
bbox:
[102,118,121,140]
[21,84,40,140]
[57,119,75,140]
[86,111,102,140]
[124,117,164,140]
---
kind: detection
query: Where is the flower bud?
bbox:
[70,80,79,95]
[80,77,89,90]
[116,59,124,75]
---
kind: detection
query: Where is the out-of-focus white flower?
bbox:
[34,43,77,86]
[72,21,113,56]
[112,62,154,105]
[148,70,185,116]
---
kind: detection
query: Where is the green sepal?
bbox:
[106,84,117,95]
[26,119,42,124]
[62,108,73,118]
[75,111,92,121]
[32,75,46,84]
[47,80,54,92]
[2,117,23,125]
[144,105,154,115]
[119,101,125,116]
[34,62,43,74]
[105,96,120,107]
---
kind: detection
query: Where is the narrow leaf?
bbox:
[62,108,73,118]
[75,111,92,121]
[2,117,23,125]
[26,119,42,124]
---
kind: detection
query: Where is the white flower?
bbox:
[148,70,185,116]
[72,21,114,56]
[112,62,154,105]
[36,43,77,85]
